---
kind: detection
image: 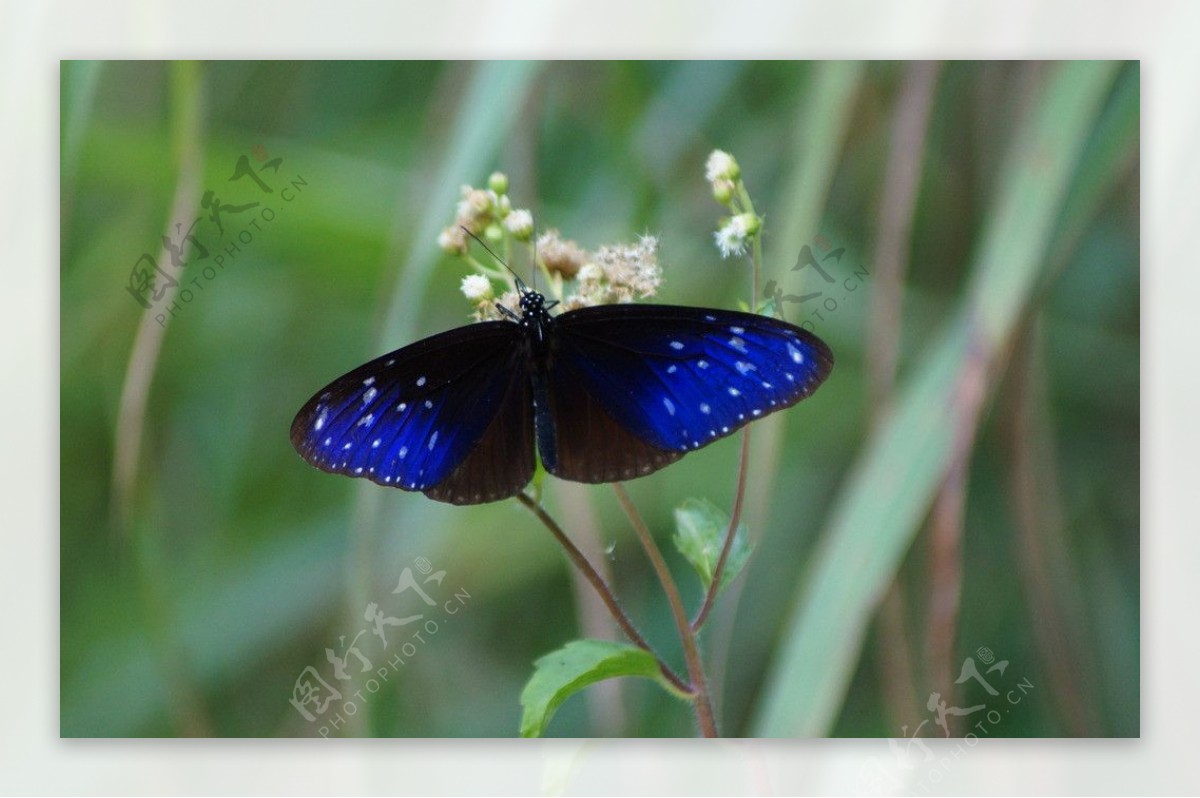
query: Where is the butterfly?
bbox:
[290,287,833,505]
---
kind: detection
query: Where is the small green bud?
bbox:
[737,212,762,236]
[484,222,504,243]
[712,179,735,205]
[488,171,509,195]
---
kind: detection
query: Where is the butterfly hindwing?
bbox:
[536,354,684,484]
[424,355,535,504]
[552,304,834,454]
[290,322,528,497]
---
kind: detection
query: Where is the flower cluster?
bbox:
[440,172,663,321]
[563,234,662,310]
[438,172,534,256]
[705,149,762,259]
[552,232,662,312]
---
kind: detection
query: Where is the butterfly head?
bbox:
[515,287,557,346]
[518,288,553,322]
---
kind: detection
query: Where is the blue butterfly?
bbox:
[290,288,833,504]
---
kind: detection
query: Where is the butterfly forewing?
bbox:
[552,304,833,454]
[292,289,834,505]
[290,322,525,495]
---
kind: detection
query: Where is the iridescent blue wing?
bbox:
[542,304,832,481]
[290,322,536,504]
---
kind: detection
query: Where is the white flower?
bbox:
[594,236,662,298]
[714,217,749,258]
[576,262,602,283]
[713,213,761,259]
[460,274,493,302]
[504,208,534,240]
[438,226,467,254]
[705,149,740,184]
[455,186,495,227]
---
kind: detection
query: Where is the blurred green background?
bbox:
[60,60,1138,738]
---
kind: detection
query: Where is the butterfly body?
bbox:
[291,289,833,504]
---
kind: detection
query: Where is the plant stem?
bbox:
[691,203,761,632]
[514,491,690,695]
[612,483,718,737]
[691,427,751,631]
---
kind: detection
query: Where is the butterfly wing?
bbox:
[290,321,536,504]
[534,357,685,483]
[544,304,832,477]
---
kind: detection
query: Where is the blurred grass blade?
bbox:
[344,60,542,735]
[753,61,1122,737]
[379,60,540,345]
[746,60,863,524]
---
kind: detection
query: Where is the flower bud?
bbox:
[460,274,493,302]
[712,179,735,205]
[438,226,468,255]
[504,209,534,241]
[705,149,740,184]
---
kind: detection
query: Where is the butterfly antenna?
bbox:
[461,226,526,291]
[531,225,538,292]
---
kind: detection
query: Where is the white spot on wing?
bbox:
[357,413,374,427]
[667,365,677,374]
[314,409,327,431]
[372,438,381,448]
[698,360,710,369]
[397,402,407,412]
[416,376,427,387]
[736,361,756,374]
[788,343,804,364]
[663,397,676,416]
[729,336,748,353]
[728,387,740,397]
[730,326,744,334]
[670,340,684,351]
[424,399,433,409]
[399,446,408,458]
[363,376,375,387]
[428,431,439,450]
[363,387,378,404]
[700,403,711,414]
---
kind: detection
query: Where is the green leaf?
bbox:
[673,498,752,594]
[520,639,684,737]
